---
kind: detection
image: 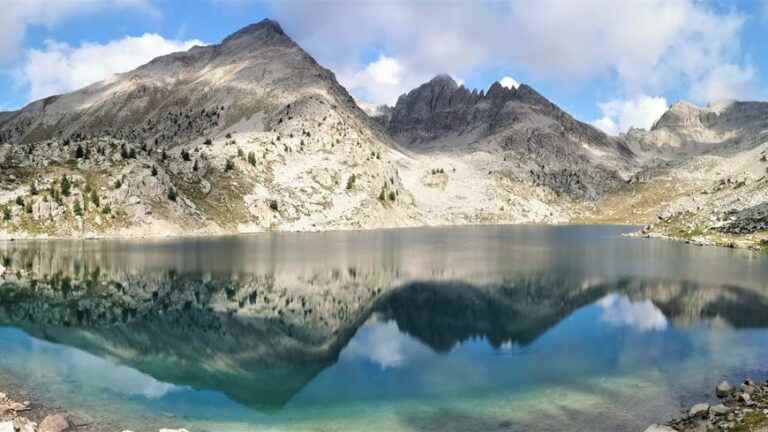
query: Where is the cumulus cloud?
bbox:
[262,0,754,106]
[690,64,757,103]
[20,34,203,101]
[0,0,156,65]
[591,95,669,135]
[500,76,519,90]
[598,294,668,331]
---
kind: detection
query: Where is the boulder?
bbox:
[741,379,757,394]
[737,392,752,404]
[716,380,733,397]
[689,403,709,417]
[0,421,14,432]
[39,414,71,432]
[711,403,731,416]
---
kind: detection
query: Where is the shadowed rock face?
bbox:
[387,75,619,152]
[384,75,635,200]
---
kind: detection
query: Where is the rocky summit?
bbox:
[0,19,766,247]
[384,74,635,200]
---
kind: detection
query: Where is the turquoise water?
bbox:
[0,225,767,431]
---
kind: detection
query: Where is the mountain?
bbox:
[585,100,768,248]
[628,100,768,155]
[0,19,415,238]
[0,19,765,244]
[382,74,636,200]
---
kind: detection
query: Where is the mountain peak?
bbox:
[221,19,287,45]
[429,74,459,89]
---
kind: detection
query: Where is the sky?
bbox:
[1,0,767,136]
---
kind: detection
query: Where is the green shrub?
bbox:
[90,190,100,208]
[73,200,83,217]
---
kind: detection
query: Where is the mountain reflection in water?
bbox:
[0,226,767,432]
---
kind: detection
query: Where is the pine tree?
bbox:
[61,176,72,197]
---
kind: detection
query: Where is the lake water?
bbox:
[1,225,767,432]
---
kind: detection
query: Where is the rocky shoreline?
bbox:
[645,378,768,431]
[0,382,187,432]
[628,229,768,252]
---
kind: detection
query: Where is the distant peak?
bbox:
[669,100,700,111]
[222,19,286,44]
[429,74,458,89]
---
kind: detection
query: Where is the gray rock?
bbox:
[737,392,752,404]
[711,403,732,415]
[643,425,676,432]
[689,402,710,417]
[717,380,734,397]
[741,379,757,394]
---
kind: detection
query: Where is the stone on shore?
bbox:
[716,380,734,397]
[39,414,72,432]
[741,379,757,394]
[688,403,709,417]
[643,425,676,432]
[711,403,731,416]
[0,421,14,432]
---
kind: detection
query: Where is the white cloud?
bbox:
[690,64,757,103]
[500,76,519,90]
[598,294,668,331]
[0,0,156,65]
[265,0,753,106]
[592,95,669,135]
[340,55,432,106]
[20,34,203,101]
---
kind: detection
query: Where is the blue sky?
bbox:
[1,0,767,135]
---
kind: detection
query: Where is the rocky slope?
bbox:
[583,100,768,249]
[0,19,415,238]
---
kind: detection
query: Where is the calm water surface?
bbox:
[0,225,767,432]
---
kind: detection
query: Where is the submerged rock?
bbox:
[39,414,71,432]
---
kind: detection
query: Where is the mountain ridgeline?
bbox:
[0,19,766,243]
